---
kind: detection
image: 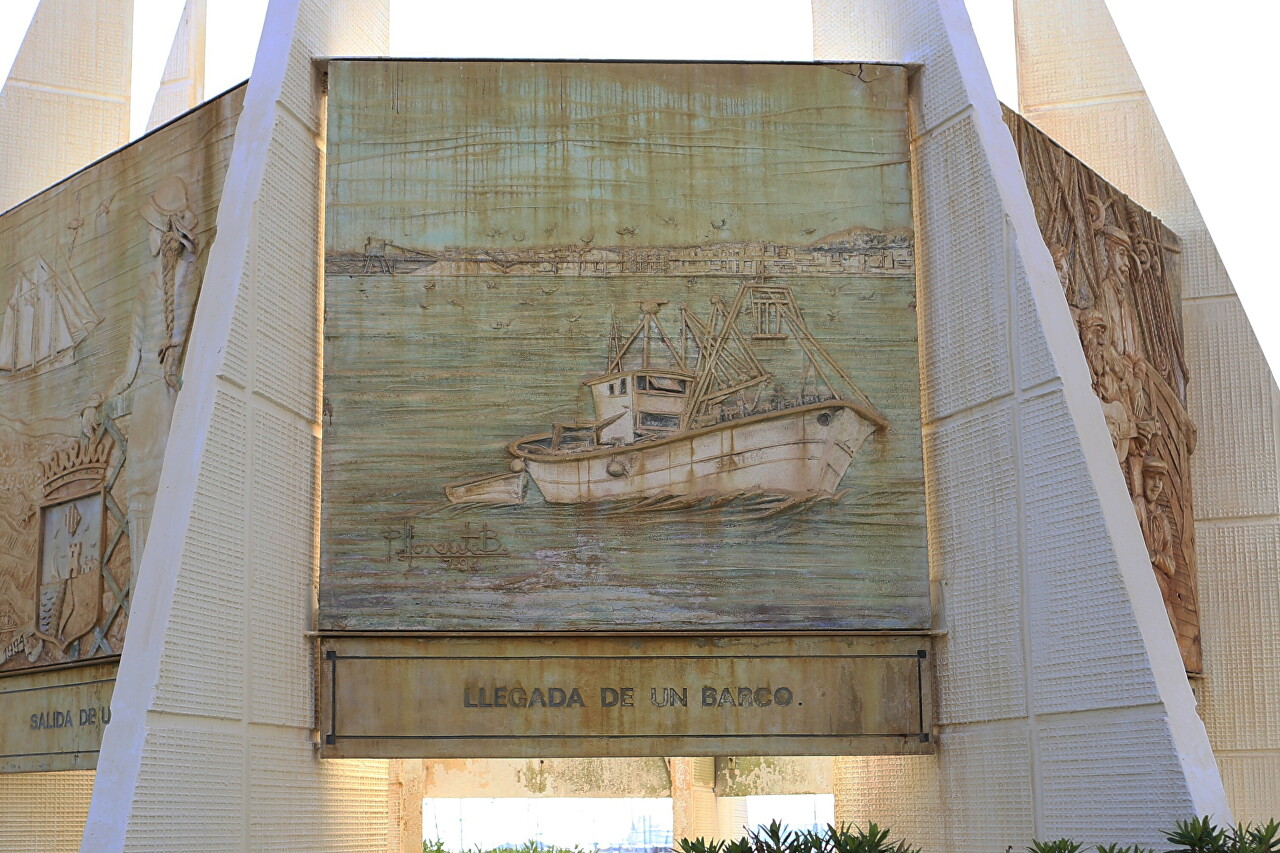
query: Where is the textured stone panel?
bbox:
[914,115,1011,421]
[220,250,254,388]
[81,1,393,849]
[154,388,248,720]
[1173,224,1235,302]
[812,0,1233,837]
[146,0,205,132]
[254,115,322,421]
[1013,0,1142,105]
[1196,522,1280,751]
[926,402,1026,724]
[1038,713,1196,847]
[939,723,1035,853]
[1017,1,1270,818]
[124,728,245,851]
[282,39,323,133]
[0,770,93,852]
[908,24,969,135]
[1019,388,1160,713]
[0,0,131,209]
[1014,250,1058,390]
[1018,108,1153,206]
[329,1,393,52]
[249,403,318,728]
[7,0,132,91]
[1184,299,1279,519]
[150,87,194,131]
[0,90,129,209]
[249,738,391,850]
[1217,753,1280,825]
[833,755,944,852]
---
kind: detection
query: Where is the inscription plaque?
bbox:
[319,636,932,758]
[0,662,114,772]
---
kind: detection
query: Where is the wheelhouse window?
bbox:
[646,375,687,394]
[639,412,680,430]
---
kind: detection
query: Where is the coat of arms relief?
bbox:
[35,440,111,653]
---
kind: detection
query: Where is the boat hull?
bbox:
[512,402,875,505]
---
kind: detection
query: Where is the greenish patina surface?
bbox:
[320,61,926,632]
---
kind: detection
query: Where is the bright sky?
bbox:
[0,0,1276,371]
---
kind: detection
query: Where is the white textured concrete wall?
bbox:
[0,0,132,211]
[0,771,95,853]
[1014,0,1280,823]
[81,1,391,850]
[146,0,206,131]
[423,758,674,798]
[813,0,1229,849]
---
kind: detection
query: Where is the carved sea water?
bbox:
[322,264,924,630]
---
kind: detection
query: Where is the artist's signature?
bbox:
[388,521,511,570]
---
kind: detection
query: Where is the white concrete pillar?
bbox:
[670,757,719,842]
[812,0,1229,848]
[146,0,206,131]
[1014,0,1280,823]
[0,0,132,211]
[80,0,390,850]
[389,759,426,853]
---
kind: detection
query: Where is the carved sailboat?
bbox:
[0,258,99,375]
[447,279,887,506]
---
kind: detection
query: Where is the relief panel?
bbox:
[320,61,928,635]
[0,87,245,770]
[1005,108,1201,672]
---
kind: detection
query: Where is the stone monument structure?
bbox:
[0,0,1273,850]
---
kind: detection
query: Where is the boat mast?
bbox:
[682,277,888,430]
[606,308,622,371]
[681,285,772,428]
[769,284,887,427]
[603,301,688,376]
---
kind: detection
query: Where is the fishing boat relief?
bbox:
[446,280,888,507]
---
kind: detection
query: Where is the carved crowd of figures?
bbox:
[1005,109,1201,672]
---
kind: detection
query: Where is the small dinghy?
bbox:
[444,471,527,505]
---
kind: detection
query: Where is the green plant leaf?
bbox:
[1027,840,1084,853]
